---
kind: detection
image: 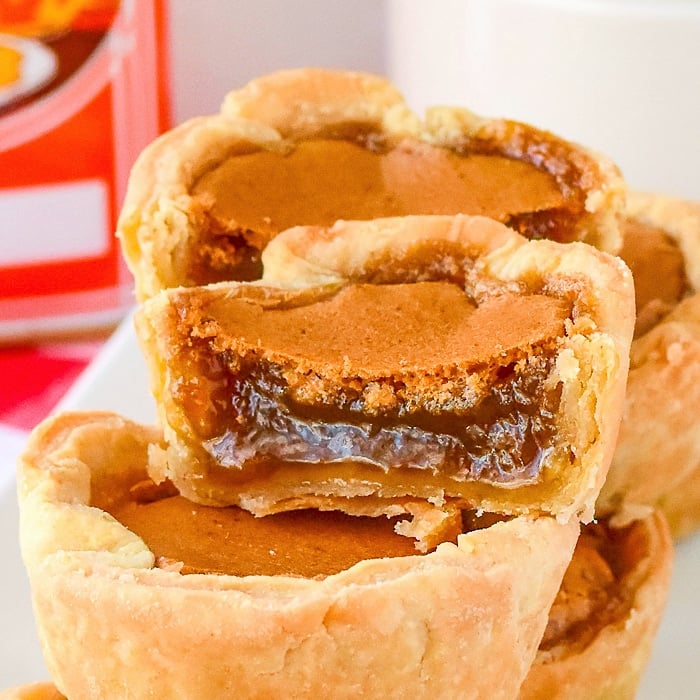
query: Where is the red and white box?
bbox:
[0,0,170,341]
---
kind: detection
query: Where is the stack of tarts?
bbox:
[5,70,680,700]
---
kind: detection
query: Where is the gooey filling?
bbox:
[188,136,572,284]
[171,281,571,486]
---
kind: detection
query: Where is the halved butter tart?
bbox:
[136,214,634,522]
[117,68,625,300]
[598,192,700,538]
[16,412,579,699]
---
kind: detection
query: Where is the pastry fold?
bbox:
[519,509,673,699]
[599,192,700,537]
[17,412,579,700]
[117,67,625,300]
[136,214,634,522]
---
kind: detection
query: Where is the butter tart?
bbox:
[599,192,700,538]
[17,412,579,699]
[136,214,635,522]
[519,509,673,699]
[117,67,625,300]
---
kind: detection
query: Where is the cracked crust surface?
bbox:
[17,412,578,700]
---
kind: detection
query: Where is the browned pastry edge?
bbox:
[0,683,65,700]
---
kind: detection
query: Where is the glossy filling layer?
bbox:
[188,137,569,284]
[203,353,560,485]
[171,282,570,486]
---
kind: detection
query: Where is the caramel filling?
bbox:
[98,478,422,578]
[620,217,688,337]
[170,281,570,486]
[189,137,570,284]
[540,518,645,653]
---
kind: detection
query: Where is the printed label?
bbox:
[0,0,170,339]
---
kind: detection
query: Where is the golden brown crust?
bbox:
[0,683,65,700]
[600,193,700,537]
[519,510,673,700]
[136,215,634,522]
[117,68,625,300]
[220,68,410,138]
[17,411,579,700]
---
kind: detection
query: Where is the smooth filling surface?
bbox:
[620,217,687,337]
[98,478,424,578]
[188,137,570,284]
[171,281,571,485]
[540,519,642,653]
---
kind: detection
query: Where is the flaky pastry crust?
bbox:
[599,193,700,538]
[117,68,625,300]
[0,683,65,700]
[17,412,578,700]
[136,215,634,522]
[519,509,673,700]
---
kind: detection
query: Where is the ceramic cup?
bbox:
[387,0,700,199]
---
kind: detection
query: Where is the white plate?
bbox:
[0,34,57,110]
[1,314,699,694]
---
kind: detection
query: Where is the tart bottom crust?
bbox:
[18,412,579,700]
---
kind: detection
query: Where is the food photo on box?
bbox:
[1,1,699,698]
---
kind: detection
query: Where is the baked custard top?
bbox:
[191,137,567,244]
[181,281,570,376]
[617,191,700,338]
[539,511,672,656]
[98,478,422,578]
[620,216,688,337]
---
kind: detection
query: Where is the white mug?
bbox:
[387,0,700,199]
